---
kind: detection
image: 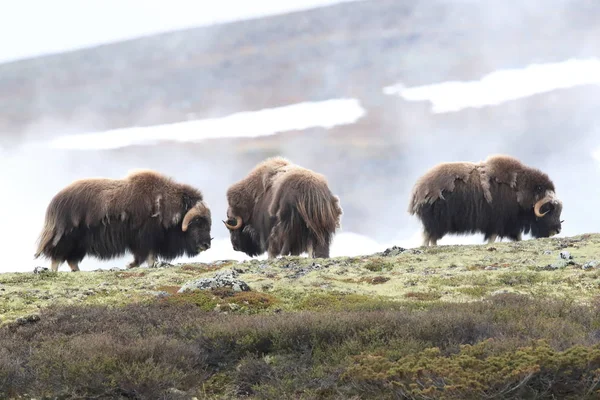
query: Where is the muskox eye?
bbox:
[535,185,543,193]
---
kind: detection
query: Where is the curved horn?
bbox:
[182,201,209,232]
[534,195,554,218]
[223,216,243,230]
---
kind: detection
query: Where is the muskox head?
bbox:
[178,200,213,255]
[223,212,263,257]
[529,189,563,238]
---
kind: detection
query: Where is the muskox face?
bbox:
[223,215,263,257]
[181,216,213,255]
[530,193,563,238]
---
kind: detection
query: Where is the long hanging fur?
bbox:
[408,154,563,244]
[225,157,343,259]
[35,169,212,270]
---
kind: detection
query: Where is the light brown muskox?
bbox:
[34,169,212,271]
[409,154,563,246]
[223,157,343,259]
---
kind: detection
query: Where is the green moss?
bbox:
[456,286,489,298]
[2,233,600,326]
[363,258,394,272]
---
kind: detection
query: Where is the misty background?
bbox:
[2,0,600,272]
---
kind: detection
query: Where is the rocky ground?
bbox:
[2,233,599,326]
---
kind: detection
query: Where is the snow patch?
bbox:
[383,58,600,113]
[47,98,366,150]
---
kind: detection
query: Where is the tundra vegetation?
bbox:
[1,234,600,399]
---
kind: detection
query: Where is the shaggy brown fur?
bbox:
[35,169,212,271]
[224,157,343,259]
[409,154,563,246]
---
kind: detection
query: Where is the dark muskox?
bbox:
[409,154,563,246]
[223,157,343,259]
[34,169,212,271]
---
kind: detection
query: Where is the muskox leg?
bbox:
[50,259,61,272]
[267,245,279,259]
[126,255,144,269]
[267,231,284,259]
[67,260,80,272]
[487,234,498,244]
[146,253,156,268]
[512,232,522,242]
[422,232,437,247]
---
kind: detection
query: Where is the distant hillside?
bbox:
[2,0,599,139]
[2,0,600,241]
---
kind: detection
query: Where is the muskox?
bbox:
[409,154,563,246]
[34,169,213,271]
[223,157,343,259]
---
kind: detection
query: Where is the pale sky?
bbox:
[0,0,361,64]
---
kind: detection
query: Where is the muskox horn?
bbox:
[223,216,243,230]
[534,194,554,218]
[182,201,209,232]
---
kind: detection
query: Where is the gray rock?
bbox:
[559,251,573,260]
[582,260,599,270]
[15,314,40,325]
[165,387,189,399]
[178,269,250,293]
[33,266,49,274]
[543,250,552,255]
[542,260,572,270]
[109,267,124,271]
[484,266,498,271]
[284,262,323,279]
[152,261,174,268]
[378,246,407,257]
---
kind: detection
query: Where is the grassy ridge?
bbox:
[1,234,600,398]
[2,234,599,325]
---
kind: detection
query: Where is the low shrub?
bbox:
[0,293,599,398]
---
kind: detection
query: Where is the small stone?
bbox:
[543,261,567,270]
[543,250,552,255]
[153,261,173,268]
[582,260,599,270]
[165,387,188,399]
[379,246,407,257]
[178,269,250,293]
[33,266,49,274]
[559,251,573,260]
[485,266,498,271]
[15,314,41,325]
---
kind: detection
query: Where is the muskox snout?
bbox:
[198,237,213,252]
